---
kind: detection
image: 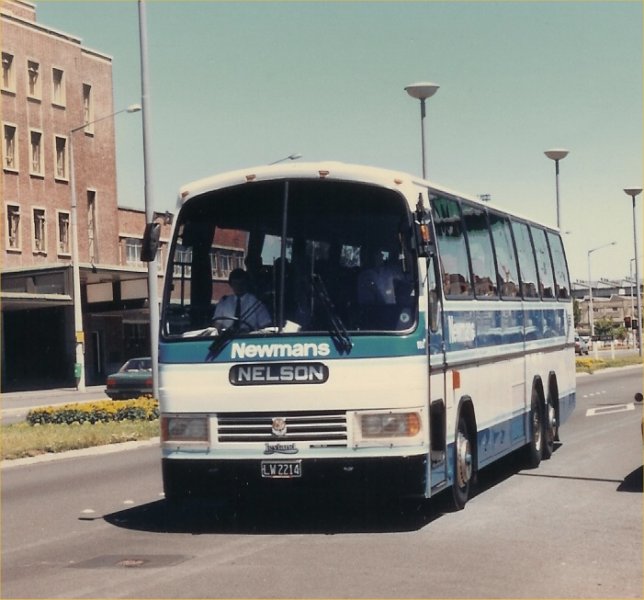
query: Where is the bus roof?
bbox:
[176,161,558,233]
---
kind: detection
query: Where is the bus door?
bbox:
[425,250,449,494]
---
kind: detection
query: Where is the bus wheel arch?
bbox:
[451,397,477,510]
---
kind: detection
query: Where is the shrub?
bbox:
[576,357,607,374]
[26,397,159,426]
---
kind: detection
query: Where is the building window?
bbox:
[54,136,67,179]
[82,84,93,133]
[52,68,65,106]
[30,130,43,176]
[87,190,98,263]
[6,204,20,250]
[173,244,192,277]
[27,60,41,99]
[211,247,245,279]
[125,238,143,266]
[57,211,70,255]
[3,124,18,171]
[33,208,46,253]
[2,52,15,92]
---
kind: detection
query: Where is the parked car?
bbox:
[105,357,153,400]
[574,335,589,355]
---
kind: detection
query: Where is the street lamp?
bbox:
[587,241,616,341]
[269,153,302,165]
[405,82,440,180]
[69,103,141,391]
[544,148,569,230]
[624,187,642,356]
[629,257,636,348]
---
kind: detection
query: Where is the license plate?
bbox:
[261,460,302,479]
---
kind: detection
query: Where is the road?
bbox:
[2,367,642,598]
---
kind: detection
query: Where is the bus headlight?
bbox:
[359,412,421,438]
[161,415,209,443]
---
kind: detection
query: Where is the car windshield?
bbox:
[162,178,417,339]
[120,358,152,372]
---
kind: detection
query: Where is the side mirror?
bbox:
[141,222,161,262]
[414,199,434,258]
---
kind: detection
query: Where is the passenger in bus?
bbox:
[357,245,405,305]
[212,268,271,332]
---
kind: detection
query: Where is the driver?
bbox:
[213,268,271,332]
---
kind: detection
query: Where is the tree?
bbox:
[593,316,623,339]
[573,298,582,328]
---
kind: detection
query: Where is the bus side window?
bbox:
[530,226,556,299]
[547,231,571,300]
[511,221,540,299]
[431,196,473,298]
[461,204,498,298]
[489,213,520,299]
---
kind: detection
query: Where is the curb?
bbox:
[576,363,644,377]
[1,437,160,469]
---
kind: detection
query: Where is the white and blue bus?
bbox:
[156,161,575,509]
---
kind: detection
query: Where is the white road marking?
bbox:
[586,403,635,417]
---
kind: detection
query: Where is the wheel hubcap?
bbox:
[456,431,472,488]
[548,403,556,432]
[533,410,542,450]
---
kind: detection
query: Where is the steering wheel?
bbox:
[211,315,254,332]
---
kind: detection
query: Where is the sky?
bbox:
[36,0,642,283]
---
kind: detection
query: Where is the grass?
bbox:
[1,419,159,461]
[575,354,643,374]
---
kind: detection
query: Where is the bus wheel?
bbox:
[524,390,544,469]
[451,415,473,510]
[542,396,556,460]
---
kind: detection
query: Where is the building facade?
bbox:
[572,282,641,344]
[1,0,169,391]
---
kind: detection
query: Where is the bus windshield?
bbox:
[162,178,417,339]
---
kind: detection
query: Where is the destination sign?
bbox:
[229,362,329,386]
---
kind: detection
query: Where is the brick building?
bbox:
[1,0,170,391]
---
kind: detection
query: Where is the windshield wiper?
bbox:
[311,274,353,354]
[207,328,236,359]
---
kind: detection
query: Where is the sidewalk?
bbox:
[1,385,107,418]
[1,385,105,401]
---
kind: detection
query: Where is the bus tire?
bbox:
[524,389,544,469]
[542,395,556,460]
[451,414,474,510]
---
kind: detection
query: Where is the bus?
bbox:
[153,161,575,510]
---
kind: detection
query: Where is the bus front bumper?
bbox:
[162,455,428,500]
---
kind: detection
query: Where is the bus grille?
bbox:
[217,411,347,444]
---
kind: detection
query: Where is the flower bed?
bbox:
[26,397,159,426]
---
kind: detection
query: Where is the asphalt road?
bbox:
[2,367,642,598]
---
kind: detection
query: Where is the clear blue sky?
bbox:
[37,0,642,282]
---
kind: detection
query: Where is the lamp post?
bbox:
[624,187,642,356]
[138,0,161,400]
[405,82,440,180]
[587,241,616,343]
[629,257,636,348]
[544,149,569,230]
[269,153,302,165]
[69,103,141,391]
